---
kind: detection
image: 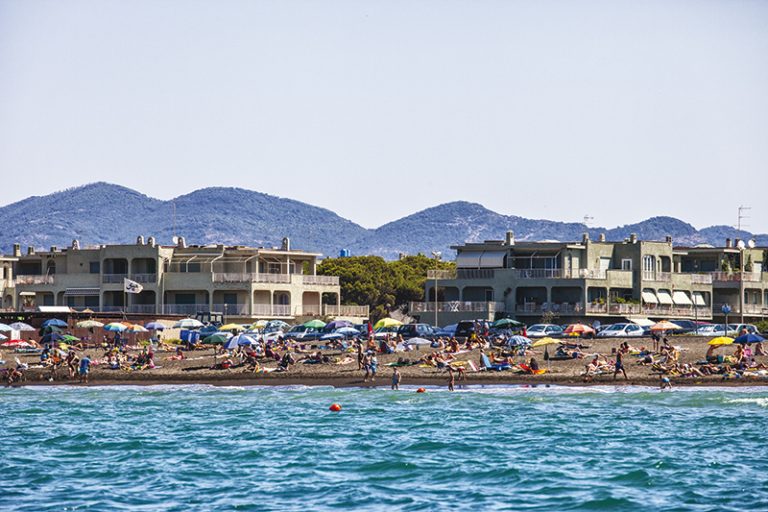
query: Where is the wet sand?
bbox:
[8,336,768,388]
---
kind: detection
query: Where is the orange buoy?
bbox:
[329,403,342,412]
[416,388,426,393]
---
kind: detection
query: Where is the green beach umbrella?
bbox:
[203,333,232,344]
[304,319,326,329]
[493,318,524,328]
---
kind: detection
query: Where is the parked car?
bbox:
[455,320,491,338]
[596,323,645,338]
[373,326,399,339]
[435,324,458,337]
[397,323,438,340]
[731,324,761,335]
[283,325,322,341]
[526,324,564,338]
[669,320,711,334]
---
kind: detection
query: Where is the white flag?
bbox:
[124,278,144,294]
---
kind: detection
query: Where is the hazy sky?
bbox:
[1,0,766,232]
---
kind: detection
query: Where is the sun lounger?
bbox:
[481,353,510,371]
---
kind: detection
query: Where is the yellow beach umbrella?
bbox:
[650,321,682,332]
[374,318,402,329]
[532,337,562,348]
[708,336,734,346]
[220,323,245,332]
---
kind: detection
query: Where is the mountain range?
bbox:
[0,183,764,259]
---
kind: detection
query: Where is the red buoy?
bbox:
[416,388,426,393]
[329,403,342,412]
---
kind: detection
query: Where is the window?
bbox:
[174,293,196,305]
[223,293,238,305]
[621,259,632,271]
[643,255,656,272]
[89,261,100,274]
[485,289,495,301]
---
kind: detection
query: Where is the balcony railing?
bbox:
[511,269,608,279]
[212,273,293,284]
[162,304,211,316]
[323,304,370,317]
[102,273,128,284]
[299,275,340,286]
[409,301,504,314]
[711,271,762,283]
[456,269,495,280]
[517,302,584,314]
[642,271,672,282]
[212,303,250,315]
[690,273,713,285]
[252,304,292,317]
[15,275,54,285]
[130,273,157,283]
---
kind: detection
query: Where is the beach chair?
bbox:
[481,353,510,371]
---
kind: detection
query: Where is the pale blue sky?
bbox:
[1,0,767,232]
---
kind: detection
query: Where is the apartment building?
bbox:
[411,232,768,325]
[2,237,368,319]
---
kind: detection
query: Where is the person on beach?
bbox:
[66,350,80,379]
[79,354,91,384]
[660,375,672,391]
[391,368,401,390]
[613,350,627,380]
[447,367,455,391]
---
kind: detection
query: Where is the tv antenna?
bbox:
[583,215,594,227]
[172,200,177,241]
[736,205,751,231]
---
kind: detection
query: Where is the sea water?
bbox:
[1,384,767,511]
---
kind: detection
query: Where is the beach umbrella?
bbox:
[304,319,326,329]
[506,335,533,347]
[224,334,257,350]
[493,318,524,328]
[650,321,682,332]
[336,327,361,336]
[76,320,104,329]
[532,337,562,348]
[61,334,80,343]
[0,323,12,332]
[373,318,402,329]
[104,322,128,332]
[41,332,64,344]
[42,318,68,328]
[564,323,595,336]
[219,323,245,332]
[1,339,31,347]
[202,332,232,344]
[173,318,204,329]
[734,333,765,345]
[251,320,268,330]
[325,320,353,330]
[9,322,35,332]
[708,337,734,346]
[127,324,148,333]
[0,333,6,341]
[321,332,344,341]
[267,320,290,329]
[145,321,166,331]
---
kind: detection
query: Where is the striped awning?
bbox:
[64,287,100,297]
[693,292,706,306]
[672,291,693,306]
[641,291,658,304]
[656,290,674,305]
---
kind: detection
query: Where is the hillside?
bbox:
[0,183,765,258]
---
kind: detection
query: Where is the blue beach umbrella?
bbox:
[325,320,352,331]
[507,335,533,347]
[734,333,765,344]
[0,323,12,332]
[42,318,68,328]
[225,334,258,350]
[41,332,64,344]
[145,321,166,331]
[104,322,128,332]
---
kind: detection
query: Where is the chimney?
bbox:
[177,236,187,248]
[734,238,742,248]
[598,233,606,242]
[13,243,21,257]
[282,237,291,251]
[665,235,673,244]
[582,232,590,243]
[629,233,637,244]
[50,246,58,253]
[147,236,156,247]
[137,235,145,245]
[505,231,515,246]
[27,246,35,255]
[725,238,732,248]
[71,239,80,250]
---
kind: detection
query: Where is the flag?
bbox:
[124,278,143,294]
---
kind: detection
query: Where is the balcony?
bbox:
[212,303,250,315]
[16,275,55,285]
[130,274,157,284]
[512,269,607,280]
[299,275,339,286]
[690,273,713,285]
[252,304,292,317]
[323,304,369,317]
[162,304,211,316]
[456,269,495,280]
[517,302,584,315]
[409,301,504,314]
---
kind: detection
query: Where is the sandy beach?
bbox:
[7,335,768,388]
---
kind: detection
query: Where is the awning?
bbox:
[478,251,506,268]
[641,291,658,304]
[693,292,706,307]
[628,317,655,327]
[19,291,36,296]
[656,291,674,305]
[37,306,73,313]
[64,287,100,297]
[456,252,482,268]
[672,291,693,306]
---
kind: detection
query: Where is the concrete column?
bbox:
[248,287,254,316]
[208,288,215,313]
